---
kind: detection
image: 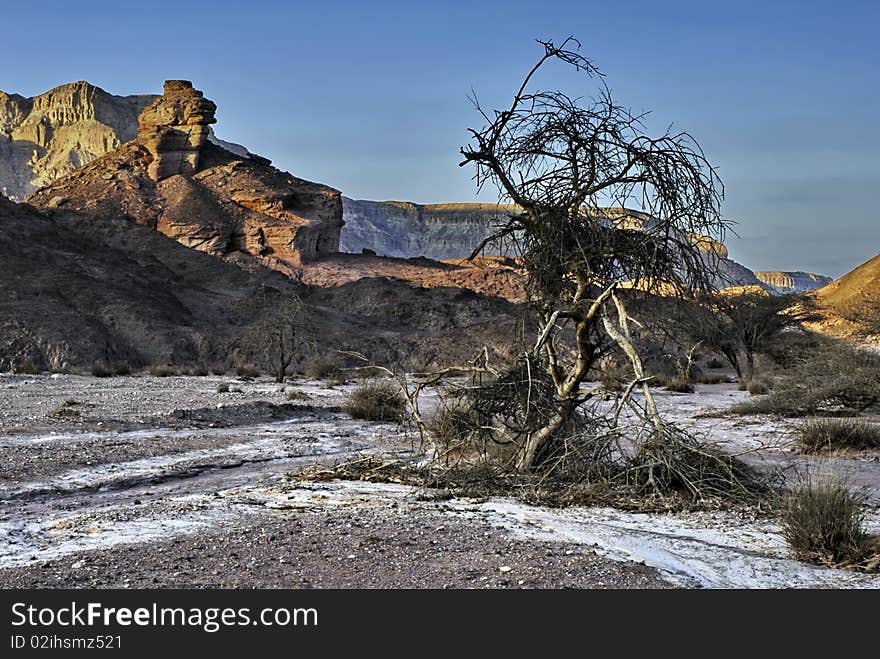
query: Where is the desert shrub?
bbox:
[665,377,694,393]
[191,366,210,377]
[91,363,112,378]
[302,355,340,380]
[235,365,260,378]
[329,372,350,386]
[696,374,728,385]
[344,381,405,422]
[746,379,770,395]
[210,365,228,375]
[731,340,880,416]
[287,389,311,401]
[149,365,177,377]
[647,372,671,388]
[629,425,772,502]
[705,357,725,369]
[428,403,485,452]
[782,476,867,565]
[17,359,40,374]
[795,418,880,454]
[216,383,230,393]
[111,362,131,376]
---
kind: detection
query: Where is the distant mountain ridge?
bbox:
[0,82,157,199]
[340,197,830,294]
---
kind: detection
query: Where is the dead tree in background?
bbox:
[243,287,305,382]
[460,37,727,470]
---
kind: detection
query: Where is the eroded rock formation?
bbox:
[28,80,343,268]
[138,80,216,181]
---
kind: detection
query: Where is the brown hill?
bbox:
[808,252,880,338]
[28,81,342,269]
[0,194,519,372]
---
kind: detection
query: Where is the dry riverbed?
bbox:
[1,374,878,589]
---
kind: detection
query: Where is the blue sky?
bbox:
[2,0,877,277]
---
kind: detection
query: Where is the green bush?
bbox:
[795,418,880,454]
[782,476,867,566]
[345,381,405,422]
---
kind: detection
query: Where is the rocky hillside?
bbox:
[28,81,343,268]
[808,252,880,338]
[0,82,157,199]
[753,271,832,293]
[0,194,520,372]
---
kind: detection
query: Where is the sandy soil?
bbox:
[1,374,879,589]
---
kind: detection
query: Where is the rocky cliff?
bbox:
[28,80,343,268]
[753,270,832,293]
[341,198,774,291]
[0,82,157,199]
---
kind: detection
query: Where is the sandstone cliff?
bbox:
[28,81,343,268]
[0,82,157,199]
[753,270,832,294]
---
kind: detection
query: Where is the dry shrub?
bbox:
[149,365,177,377]
[705,357,725,369]
[235,364,260,378]
[191,366,210,377]
[732,340,880,416]
[746,379,770,395]
[216,383,230,393]
[629,425,772,502]
[90,363,112,378]
[345,381,405,422]
[796,418,880,454]
[112,362,132,376]
[696,374,728,385]
[302,355,340,380]
[665,377,694,393]
[287,389,311,401]
[782,475,868,566]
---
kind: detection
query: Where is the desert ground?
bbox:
[2,372,878,589]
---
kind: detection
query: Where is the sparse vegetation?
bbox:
[745,379,770,395]
[782,475,868,566]
[796,418,880,454]
[241,288,305,382]
[287,389,311,401]
[344,381,406,422]
[111,362,131,376]
[302,354,340,381]
[149,365,177,377]
[235,365,260,379]
[216,383,230,393]
[730,339,880,416]
[665,378,694,393]
[191,366,209,377]
[705,357,725,369]
[91,363,112,378]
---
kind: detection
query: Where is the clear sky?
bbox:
[2,0,877,277]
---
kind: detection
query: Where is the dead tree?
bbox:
[460,37,727,471]
[243,287,305,382]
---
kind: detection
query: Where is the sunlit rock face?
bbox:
[27,81,343,268]
[0,82,156,199]
[753,271,833,294]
